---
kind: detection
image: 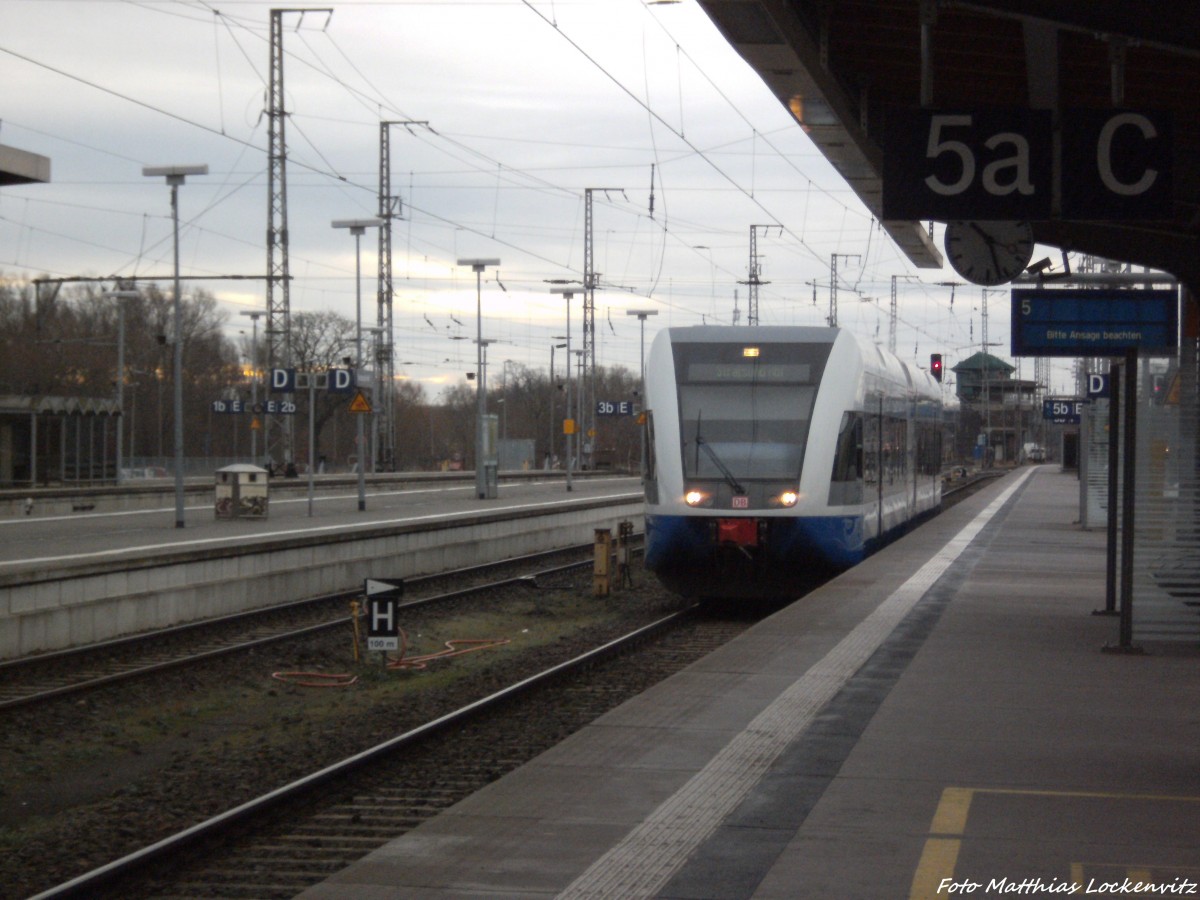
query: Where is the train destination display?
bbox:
[1011,288,1178,357]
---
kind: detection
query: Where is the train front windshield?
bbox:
[672,341,832,481]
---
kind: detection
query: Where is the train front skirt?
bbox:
[644,513,865,599]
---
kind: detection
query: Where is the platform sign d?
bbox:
[328,367,356,394]
[365,578,404,651]
[270,368,296,393]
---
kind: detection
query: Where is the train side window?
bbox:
[917,419,942,475]
[885,415,906,486]
[863,404,880,486]
[828,412,863,506]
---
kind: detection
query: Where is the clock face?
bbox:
[944,221,1035,286]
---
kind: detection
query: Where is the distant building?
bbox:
[1,395,121,486]
[950,352,1039,464]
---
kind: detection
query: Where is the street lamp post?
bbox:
[239,310,264,464]
[549,339,566,470]
[365,326,386,474]
[476,338,495,494]
[143,164,207,528]
[573,349,585,477]
[103,290,141,486]
[457,258,501,499]
[333,218,384,511]
[626,309,658,479]
[500,359,514,446]
[551,288,576,492]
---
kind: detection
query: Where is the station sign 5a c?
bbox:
[883,108,1172,221]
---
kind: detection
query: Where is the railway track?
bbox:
[942,468,1007,506]
[0,543,615,712]
[4,475,993,714]
[33,605,758,900]
[2,477,994,717]
[11,475,1003,897]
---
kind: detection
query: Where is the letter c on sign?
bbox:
[1098,113,1157,196]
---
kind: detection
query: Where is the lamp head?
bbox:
[332,217,384,235]
[143,164,207,186]
[457,258,501,272]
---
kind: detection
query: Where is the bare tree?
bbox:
[286,311,357,469]
[0,277,241,460]
[437,382,477,468]
[390,378,429,468]
[289,310,356,370]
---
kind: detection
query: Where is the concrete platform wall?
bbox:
[1,499,643,659]
[0,471,607,519]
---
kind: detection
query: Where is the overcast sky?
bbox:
[1,0,1068,396]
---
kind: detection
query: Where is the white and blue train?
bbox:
[642,326,943,598]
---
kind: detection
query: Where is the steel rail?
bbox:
[28,604,693,900]
[0,541,641,711]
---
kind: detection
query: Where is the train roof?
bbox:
[659,325,836,345]
[658,325,940,400]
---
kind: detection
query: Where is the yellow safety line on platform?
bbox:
[909,787,1200,899]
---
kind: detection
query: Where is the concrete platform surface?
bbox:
[0,476,640,571]
[0,477,643,660]
[297,467,1200,900]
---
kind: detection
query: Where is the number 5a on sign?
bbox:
[883,109,1052,220]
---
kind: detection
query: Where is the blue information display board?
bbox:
[1043,398,1085,425]
[1012,288,1177,357]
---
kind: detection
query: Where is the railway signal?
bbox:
[930,353,944,383]
[365,579,404,657]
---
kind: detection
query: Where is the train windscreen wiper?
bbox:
[694,413,745,495]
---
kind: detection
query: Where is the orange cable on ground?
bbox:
[270,671,359,688]
[388,635,511,671]
[271,628,510,687]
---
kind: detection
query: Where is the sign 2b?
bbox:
[883,108,1171,221]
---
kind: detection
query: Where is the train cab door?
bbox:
[642,410,658,504]
[864,394,883,542]
[905,409,918,522]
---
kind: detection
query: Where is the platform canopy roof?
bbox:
[696,1,1200,290]
[0,395,119,416]
[0,143,50,186]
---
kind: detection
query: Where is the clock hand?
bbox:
[970,223,1002,274]
[969,222,995,245]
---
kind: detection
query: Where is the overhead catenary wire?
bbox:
[0,2,973,379]
[0,12,864,298]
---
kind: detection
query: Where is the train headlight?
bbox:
[684,489,711,507]
[779,490,799,507]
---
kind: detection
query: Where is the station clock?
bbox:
[944,220,1035,286]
